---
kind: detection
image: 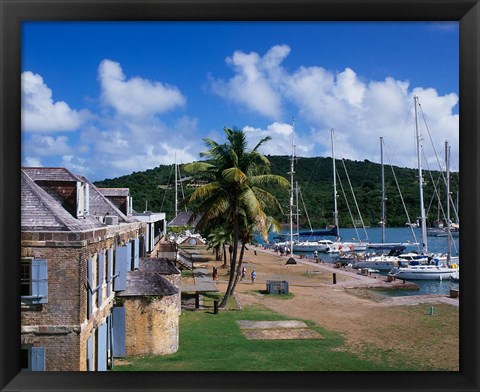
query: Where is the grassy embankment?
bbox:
[113,293,457,371]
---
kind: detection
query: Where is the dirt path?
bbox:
[190,245,459,370]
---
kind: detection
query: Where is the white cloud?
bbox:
[428,22,458,32]
[243,121,312,157]
[98,59,186,117]
[210,45,289,119]
[23,135,72,156]
[61,155,89,175]
[70,113,202,180]
[211,45,459,171]
[22,71,87,132]
[22,156,43,167]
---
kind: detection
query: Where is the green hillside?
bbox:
[94,155,459,229]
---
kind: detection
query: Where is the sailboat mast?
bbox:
[380,137,386,244]
[174,152,178,218]
[289,118,296,255]
[331,129,339,239]
[445,141,451,262]
[414,96,428,253]
[295,180,300,235]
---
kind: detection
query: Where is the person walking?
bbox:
[251,269,257,283]
[212,265,218,281]
[241,266,247,281]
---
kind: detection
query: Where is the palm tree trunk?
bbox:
[215,245,222,261]
[222,243,227,268]
[220,207,239,308]
[228,242,246,297]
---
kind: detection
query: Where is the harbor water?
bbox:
[258,226,460,297]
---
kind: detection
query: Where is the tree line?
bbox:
[94,151,459,229]
[94,129,459,308]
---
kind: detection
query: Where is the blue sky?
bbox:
[21,21,459,181]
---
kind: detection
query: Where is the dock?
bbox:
[180,267,218,292]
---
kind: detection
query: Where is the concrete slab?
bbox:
[237,320,308,329]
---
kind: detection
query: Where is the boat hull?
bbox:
[390,266,458,280]
[325,242,368,253]
[354,260,396,271]
[292,242,329,252]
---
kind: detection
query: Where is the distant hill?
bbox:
[94,155,459,229]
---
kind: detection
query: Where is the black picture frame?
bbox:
[1,0,479,391]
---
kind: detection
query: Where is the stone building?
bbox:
[20,167,179,371]
[115,258,181,356]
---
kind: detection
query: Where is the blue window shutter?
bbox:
[87,257,93,317]
[114,246,128,291]
[126,242,132,271]
[112,307,126,358]
[97,322,108,371]
[106,314,112,365]
[106,248,112,297]
[31,259,48,304]
[31,347,45,371]
[97,251,104,307]
[87,334,93,371]
[132,238,139,270]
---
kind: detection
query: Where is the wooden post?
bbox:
[214,300,219,314]
[195,293,200,309]
[333,273,337,284]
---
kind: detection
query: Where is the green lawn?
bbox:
[112,303,421,371]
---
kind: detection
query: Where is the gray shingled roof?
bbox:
[21,168,137,231]
[22,167,83,182]
[78,176,133,223]
[139,258,181,275]
[97,188,129,197]
[116,271,179,297]
[168,211,202,227]
[21,171,105,231]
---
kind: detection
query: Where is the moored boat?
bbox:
[388,104,459,281]
[389,263,458,280]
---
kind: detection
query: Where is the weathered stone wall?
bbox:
[21,329,81,371]
[161,274,181,315]
[21,222,146,371]
[123,292,180,356]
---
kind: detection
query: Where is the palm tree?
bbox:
[184,128,289,307]
[228,214,282,298]
[206,228,225,261]
[205,223,232,267]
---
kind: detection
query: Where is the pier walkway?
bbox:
[180,267,218,292]
[255,247,459,308]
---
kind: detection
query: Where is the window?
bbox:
[106,248,113,297]
[21,260,31,296]
[21,258,48,305]
[97,251,104,307]
[21,347,29,370]
[113,245,129,291]
[21,346,45,371]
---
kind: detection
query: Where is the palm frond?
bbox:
[183,161,216,174]
[251,186,284,214]
[250,174,290,189]
[187,182,223,203]
[222,167,247,185]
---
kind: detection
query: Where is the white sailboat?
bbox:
[389,97,458,280]
[290,121,334,253]
[356,137,419,270]
[325,129,368,253]
[275,121,345,253]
